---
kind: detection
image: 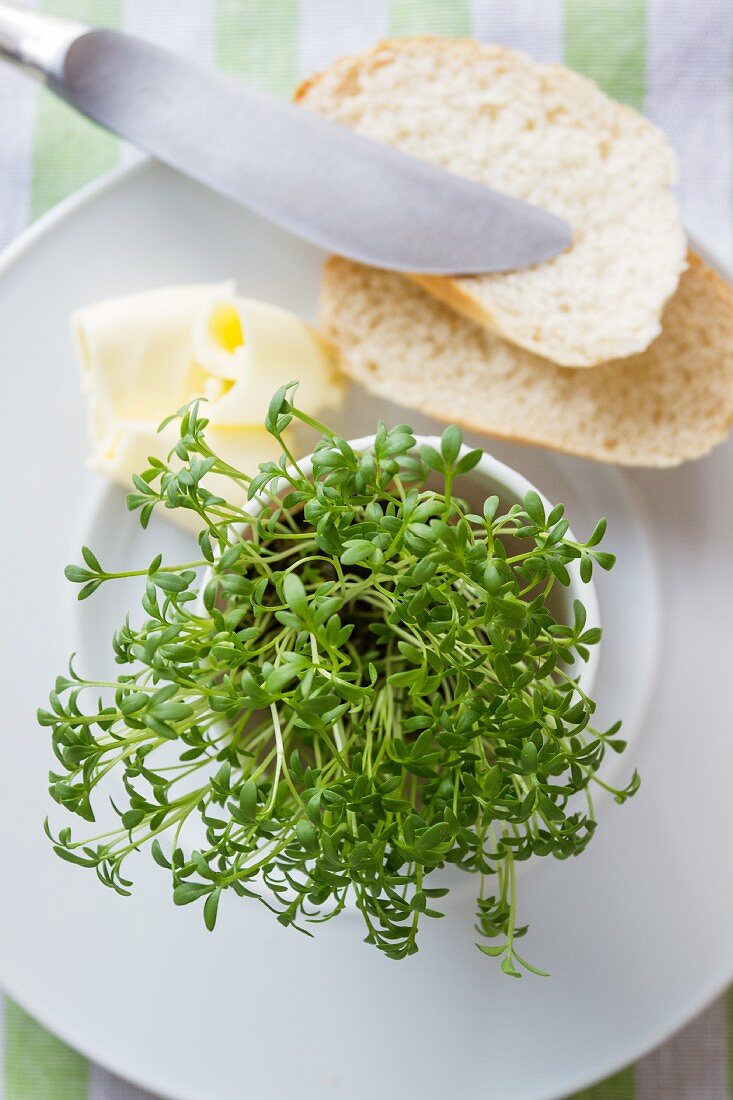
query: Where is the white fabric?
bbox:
[472,0,565,63]
[646,0,733,266]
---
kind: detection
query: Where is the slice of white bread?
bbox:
[296,37,687,368]
[319,253,733,467]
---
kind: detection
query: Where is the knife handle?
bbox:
[0,1,85,81]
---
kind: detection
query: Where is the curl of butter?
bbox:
[71,282,344,533]
[193,296,343,426]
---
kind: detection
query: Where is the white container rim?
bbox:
[195,433,601,697]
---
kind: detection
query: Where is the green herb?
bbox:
[40,384,638,976]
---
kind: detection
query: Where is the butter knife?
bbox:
[0,2,572,274]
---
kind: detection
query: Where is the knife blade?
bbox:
[0,5,572,274]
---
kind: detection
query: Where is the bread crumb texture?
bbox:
[319,254,733,467]
[297,37,687,367]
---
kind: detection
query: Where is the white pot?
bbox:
[181,436,601,876]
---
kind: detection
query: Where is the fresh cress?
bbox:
[41,383,638,977]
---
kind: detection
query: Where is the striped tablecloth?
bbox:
[0,2,731,1097]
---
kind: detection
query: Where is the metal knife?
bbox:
[0,3,572,274]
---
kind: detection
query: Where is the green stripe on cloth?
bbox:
[4,1001,87,1100]
[564,0,646,109]
[389,0,472,37]
[727,985,733,1096]
[566,1065,635,1100]
[216,0,300,96]
[30,0,123,220]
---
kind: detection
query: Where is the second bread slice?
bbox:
[319,254,733,467]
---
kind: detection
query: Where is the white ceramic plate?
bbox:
[0,161,731,1100]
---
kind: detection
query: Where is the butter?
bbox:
[72,282,236,439]
[193,296,344,426]
[72,281,345,532]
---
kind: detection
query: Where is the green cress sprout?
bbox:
[40,383,638,977]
